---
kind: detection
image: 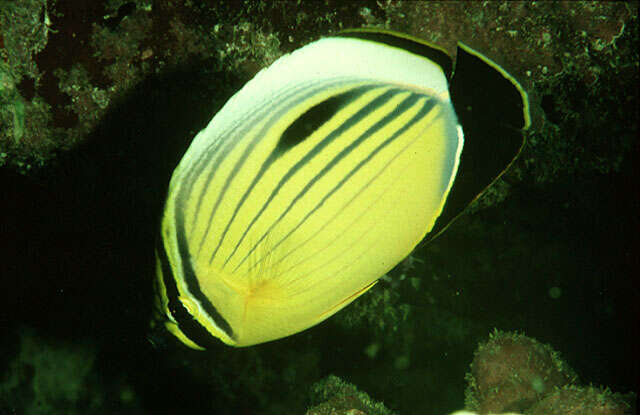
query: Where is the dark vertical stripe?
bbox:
[233,94,436,273]
[221,86,398,268]
[277,88,369,153]
[280,98,438,270]
[184,80,320,202]
[194,80,360,258]
[187,136,232,231]
[181,78,348,238]
[207,85,375,264]
[172,207,236,341]
[156,236,224,349]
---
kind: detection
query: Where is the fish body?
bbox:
[154,29,529,348]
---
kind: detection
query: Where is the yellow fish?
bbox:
[153,29,530,348]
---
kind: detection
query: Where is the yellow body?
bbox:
[155,29,529,348]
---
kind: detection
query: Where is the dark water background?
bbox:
[0,2,638,412]
[1,58,637,414]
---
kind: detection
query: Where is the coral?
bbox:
[307,374,394,415]
[379,0,638,196]
[465,330,578,413]
[464,330,636,415]
[2,0,634,188]
[335,278,411,336]
[0,0,58,170]
[529,385,635,415]
[0,0,51,80]
[0,2,636,414]
[0,60,26,144]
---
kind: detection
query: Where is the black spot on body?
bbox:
[277,88,367,153]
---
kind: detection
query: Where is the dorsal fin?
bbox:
[336,28,453,78]
[424,42,530,242]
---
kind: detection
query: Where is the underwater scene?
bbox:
[0,1,638,414]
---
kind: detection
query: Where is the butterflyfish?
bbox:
[153,28,530,348]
